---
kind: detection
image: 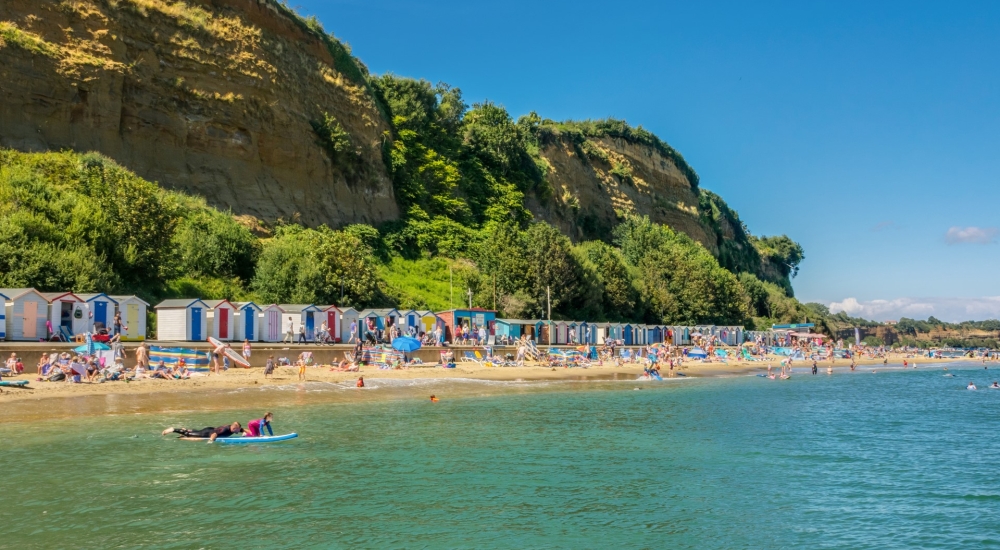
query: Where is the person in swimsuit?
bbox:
[246,413,274,437]
[430,395,439,403]
[264,355,275,379]
[356,376,364,388]
[162,422,246,441]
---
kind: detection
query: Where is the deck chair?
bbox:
[460,351,481,364]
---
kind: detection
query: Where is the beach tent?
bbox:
[41,292,87,340]
[315,305,341,342]
[108,295,148,341]
[279,304,321,341]
[78,294,117,334]
[339,308,359,343]
[260,304,284,342]
[0,290,6,340]
[233,302,262,342]
[204,300,237,341]
[436,308,496,343]
[155,299,209,341]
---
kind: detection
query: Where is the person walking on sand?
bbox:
[264,355,275,379]
[242,339,252,366]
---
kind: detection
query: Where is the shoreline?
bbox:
[0,355,970,410]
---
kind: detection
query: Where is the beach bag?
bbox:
[49,371,66,382]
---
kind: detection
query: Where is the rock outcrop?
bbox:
[0,0,397,227]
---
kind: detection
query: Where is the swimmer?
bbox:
[356,376,364,388]
[968,382,977,391]
[990,381,1000,389]
[162,422,245,441]
[430,395,439,403]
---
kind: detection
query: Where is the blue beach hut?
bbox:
[155,299,209,341]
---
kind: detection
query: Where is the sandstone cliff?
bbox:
[0,0,397,227]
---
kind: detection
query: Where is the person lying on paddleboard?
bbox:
[162,422,246,441]
[246,412,274,437]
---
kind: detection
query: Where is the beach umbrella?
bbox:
[391,336,421,353]
[74,342,110,353]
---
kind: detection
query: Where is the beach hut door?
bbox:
[245,309,255,340]
[191,307,202,341]
[268,310,280,340]
[306,314,315,339]
[218,308,229,339]
[126,304,139,337]
[94,301,107,326]
[23,301,37,338]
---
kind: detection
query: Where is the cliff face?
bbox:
[531,136,717,250]
[0,0,397,227]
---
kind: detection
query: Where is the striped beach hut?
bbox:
[79,293,117,334]
[109,295,148,341]
[1,289,49,341]
[234,302,262,342]
[155,299,208,341]
[260,304,284,342]
[204,300,237,341]
[42,291,87,340]
[339,307,359,343]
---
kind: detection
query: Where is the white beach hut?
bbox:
[234,302,263,342]
[109,295,148,341]
[1,289,49,341]
[155,299,209,341]
[41,291,87,340]
[278,304,321,341]
[204,299,237,341]
[339,307,359,343]
[79,293,117,334]
[260,304,284,342]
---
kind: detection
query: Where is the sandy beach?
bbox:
[0,353,964,408]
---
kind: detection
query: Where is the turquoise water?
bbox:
[3,364,1000,548]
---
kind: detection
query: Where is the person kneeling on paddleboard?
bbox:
[246,412,274,437]
[162,422,246,441]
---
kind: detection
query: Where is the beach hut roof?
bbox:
[108,295,150,306]
[202,299,236,309]
[233,301,262,311]
[278,304,319,313]
[316,304,340,312]
[259,303,284,312]
[77,293,118,304]
[39,291,83,303]
[155,298,208,309]
[359,308,399,316]
[0,288,40,301]
[338,307,358,315]
[417,310,439,317]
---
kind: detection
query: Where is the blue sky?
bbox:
[293,0,1000,321]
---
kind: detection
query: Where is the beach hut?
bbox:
[339,307,359,343]
[233,302,262,342]
[437,308,497,343]
[260,304,284,342]
[279,304,321,341]
[495,319,523,342]
[358,308,402,338]
[417,310,444,338]
[1,289,49,341]
[553,321,567,345]
[78,293,117,334]
[204,300,237,341]
[108,295,149,341]
[155,299,209,341]
[315,305,341,342]
[41,291,87,340]
[533,320,554,345]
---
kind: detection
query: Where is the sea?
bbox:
[3,363,1000,548]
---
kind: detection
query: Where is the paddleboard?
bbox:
[650,372,663,380]
[0,380,29,387]
[178,433,298,443]
[207,336,250,367]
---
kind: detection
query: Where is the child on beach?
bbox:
[243,339,252,364]
[356,376,364,388]
[264,356,275,379]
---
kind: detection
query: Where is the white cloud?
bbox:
[945,226,998,245]
[828,296,1000,323]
